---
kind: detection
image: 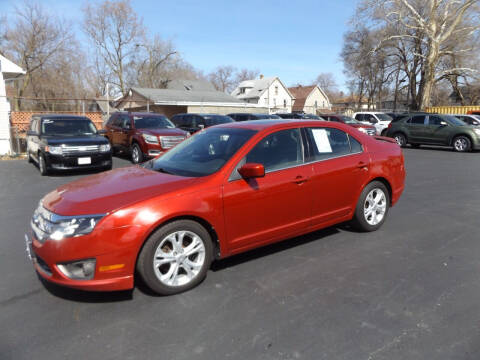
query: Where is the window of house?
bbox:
[275,86,278,95]
[283,99,287,108]
[273,98,277,107]
[265,98,268,105]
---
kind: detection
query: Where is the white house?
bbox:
[288,85,331,114]
[231,76,294,113]
[0,55,25,155]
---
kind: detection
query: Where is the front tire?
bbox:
[38,153,49,176]
[351,181,390,232]
[452,136,471,152]
[393,133,407,147]
[136,220,213,295]
[131,143,143,164]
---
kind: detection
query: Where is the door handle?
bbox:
[293,175,308,184]
[357,161,368,169]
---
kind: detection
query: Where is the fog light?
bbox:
[57,258,96,280]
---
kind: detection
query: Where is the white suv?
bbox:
[353,112,393,135]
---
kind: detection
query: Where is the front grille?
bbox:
[159,136,185,149]
[62,145,100,155]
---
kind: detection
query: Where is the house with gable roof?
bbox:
[288,85,331,114]
[230,75,295,113]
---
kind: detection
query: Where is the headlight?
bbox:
[49,215,104,240]
[142,134,159,144]
[358,128,368,133]
[45,145,62,155]
[99,143,111,152]
[473,129,480,136]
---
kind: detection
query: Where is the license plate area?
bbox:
[78,157,91,165]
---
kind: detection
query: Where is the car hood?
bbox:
[44,135,109,146]
[42,166,201,215]
[137,128,187,137]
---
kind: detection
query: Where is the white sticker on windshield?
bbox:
[311,129,332,153]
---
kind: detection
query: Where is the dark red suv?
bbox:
[105,112,188,163]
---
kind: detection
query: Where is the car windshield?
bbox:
[145,127,257,177]
[134,116,175,129]
[340,116,361,124]
[376,113,393,121]
[41,119,97,136]
[202,115,234,126]
[444,115,467,126]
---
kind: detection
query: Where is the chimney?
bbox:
[259,74,264,79]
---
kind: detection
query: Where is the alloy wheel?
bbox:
[132,146,140,163]
[153,230,206,287]
[454,137,468,152]
[394,134,406,147]
[364,188,387,225]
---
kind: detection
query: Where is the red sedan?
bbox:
[27,120,405,295]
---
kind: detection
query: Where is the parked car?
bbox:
[320,114,377,136]
[105,112,188,164]
[26,120,405,295]
[386,113,480,152]
[26,114,112,175]
[170,113,234,134]
[353,112,393,135]
[276,113,323,120]
[227,113,282,121]
[450,114,480,126]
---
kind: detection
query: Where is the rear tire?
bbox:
[351,181,390,232]
[137,220,213,295]
[452,135,471,152]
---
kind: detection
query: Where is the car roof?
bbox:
[215,119,333,131]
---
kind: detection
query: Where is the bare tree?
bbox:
[235,68,260,83]
[3,1,76,110]
[360,0,480,109]
[315,72,339,98]
[82,0,144,96]
[208,65,236,93]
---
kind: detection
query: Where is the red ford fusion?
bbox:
[26,120,405,295]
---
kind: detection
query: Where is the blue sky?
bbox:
[2,0,358,89]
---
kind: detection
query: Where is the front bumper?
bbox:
[25,228,136,292]
[44,152,112,170]
[141,142,166,158]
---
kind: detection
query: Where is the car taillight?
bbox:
[388,123,392,129]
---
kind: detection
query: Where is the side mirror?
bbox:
[198,124,205,130]
[97,129,107,135]
[124,123,131,130]
[27,130,38,136]
[238,163,265,179]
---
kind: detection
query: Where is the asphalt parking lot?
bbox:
[1,148,480,360]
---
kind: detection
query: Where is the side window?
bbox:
[355,114,363,121]
[409,115,426,125]
[350,136,363,153]
[121,115,131,128]
[245,128,304,172]
[428,116,443,125]
[113,115,123,127]
[106,114,116,126]
[305,127,360,161]
[30,119,37,131]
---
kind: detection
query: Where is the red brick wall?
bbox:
[10,111,104,132]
